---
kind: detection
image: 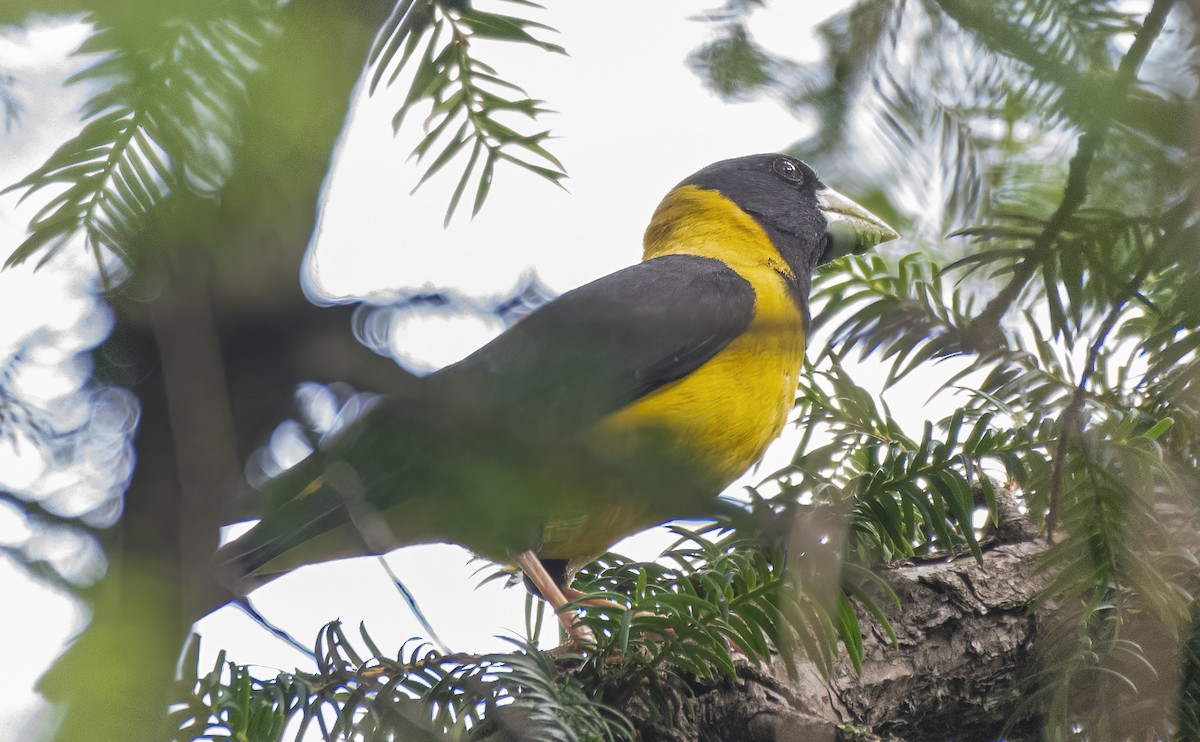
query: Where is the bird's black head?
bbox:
[679,153,898,283]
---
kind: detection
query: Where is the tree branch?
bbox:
[1045,240,1164,539]
[933,0,1183,145]
[630,540,1052,741]
[958,0,1177,350]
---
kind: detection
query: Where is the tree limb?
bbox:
[957,0,1177,350]
[629,540,1052,741]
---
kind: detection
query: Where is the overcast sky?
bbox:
[0,18,114,741]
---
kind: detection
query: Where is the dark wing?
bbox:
[213,254,755,590]
[426,253,756,432]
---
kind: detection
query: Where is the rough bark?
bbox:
[631,540,1051,742]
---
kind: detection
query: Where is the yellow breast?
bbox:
[539,186,807,560]
[607,184,806,482]
[603,270,804,484]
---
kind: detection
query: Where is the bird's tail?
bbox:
[212,454,375,596]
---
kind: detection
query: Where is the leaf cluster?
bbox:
[5,0,568,277]
[3,0,282,281]
[687,1,1200,734]
[172,628,451,742]
[571,526,896,682]
[173,526,901,741]
[368,0,567,225]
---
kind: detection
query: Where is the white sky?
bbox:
[0,19,112,742]
[0,1,985,737]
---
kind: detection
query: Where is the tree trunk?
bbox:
[36,2,400,739]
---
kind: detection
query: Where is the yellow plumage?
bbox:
[540,186,806,561]
[609,185,805,482]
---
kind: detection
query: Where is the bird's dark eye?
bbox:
[773,158,803,183]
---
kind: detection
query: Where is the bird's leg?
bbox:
[515,551,595,647]
[560,588,755,656]
[561,585,681,646]
[556,574,741,657]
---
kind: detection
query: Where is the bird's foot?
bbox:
[559,613,597,650]
[560,586,744,655]
[516,551,597,652]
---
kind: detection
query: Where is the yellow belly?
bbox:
[603,264,805,484]
[539,263,806,560]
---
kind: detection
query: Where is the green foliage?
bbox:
[803,239,1197,736]
[4,0,567,277]
[812,253,973,386]
[368,0,567,225]
[691,0,1200,735]
[173,528,900,741]
[3,0,283,281]
[688,22,773,102]
[172,629,450,741]
[572,527,896,680]
[791,357,997,564]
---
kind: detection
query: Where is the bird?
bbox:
[212,153,898,641]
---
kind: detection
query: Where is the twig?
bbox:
[232,597,318,660]
[376,554,452,654]
[962,0,1177,351]
[1045,242,1164,540]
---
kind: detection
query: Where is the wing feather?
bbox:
[428,253,756,431]
[216,254,757,587]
